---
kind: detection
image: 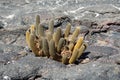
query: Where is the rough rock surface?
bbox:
[0,0,120,80]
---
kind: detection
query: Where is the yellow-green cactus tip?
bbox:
[70,27,80,42]
[53,27,62,46]
[48,19,54,33]
[38,24,45,37]
[36,15,40,24]
[73,37,84,52]
[26,29,30,48]
[35,15,40,36]
[64,23,71,38]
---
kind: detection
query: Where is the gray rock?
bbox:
[109,32,120,48]
[0,45,119,80]
[0,55,66,80]
[0,44,25,64]
[84,4,120,14]
[114,38,120,48]
[0,0,120,30]
[0,44,24,53]
[0,21,5,29]
[0,28,26,46]
[0,0,120,80]
[85,46,119,60]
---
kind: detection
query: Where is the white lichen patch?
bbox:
[3,76,11,80]
[5,14,15,19]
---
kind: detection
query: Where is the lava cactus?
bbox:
[26,15,87,64]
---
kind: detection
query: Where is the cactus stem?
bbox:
[57,38,66,53]
[62,54,69,64]
[73,37,83,53]
[64,23,71,38]
[77,43,87,58]
[29,31,40,56]
[70,27,80,42]
[48,19,54,34]
[46,31,52,42]
[69,49,78,64]
[42,38,50,57]
[68,42,74,51]
[49,39,61,60]
[26,29,30,48]
[38,24,45,37]
[35,15,40,36]
[53,27,62,46]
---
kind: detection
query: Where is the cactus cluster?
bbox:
[26,15,87,64]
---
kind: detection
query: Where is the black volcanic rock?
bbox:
[0,0,120,80]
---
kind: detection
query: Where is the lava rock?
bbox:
[0,0,120,80]
[0,21,5,29]
[84,46,119,60]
